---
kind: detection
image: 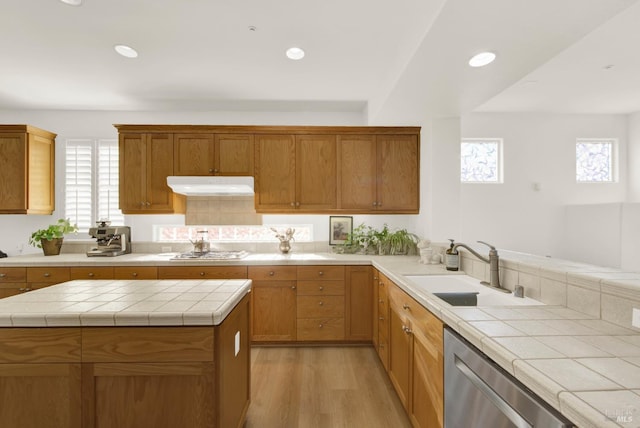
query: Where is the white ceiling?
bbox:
[2,0,639,120]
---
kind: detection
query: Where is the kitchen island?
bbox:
[0,278,251,428]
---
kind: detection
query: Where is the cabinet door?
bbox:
[251,281,297,341]
[0,133,26,211]
[215,134,254,176]
[173,133,215,175]
[377,135,419,212]
[69,267,114,280]
[146,133,175,212]
[411,327,444,428]
[338,135,377,211]
[27,133,55,214]
[295,135,337,210]
[119,133,146,212]
[345,266,372,341]
[254,135,295,211]
[388,295,411,410]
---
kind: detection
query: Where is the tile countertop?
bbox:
[2,251,639,427]
[0,279,251,327]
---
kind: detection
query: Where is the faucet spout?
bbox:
[453,241,508,293]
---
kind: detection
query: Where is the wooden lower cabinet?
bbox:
[388,281,444,428]
[158,265,247,279]
[346,265,372,341]
[249,266,297,342]
[70,267,114,280]
[0,267,27,298]
[0,328,82,428]
[0,296,250,428]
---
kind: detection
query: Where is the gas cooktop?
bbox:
[170,250,249,260]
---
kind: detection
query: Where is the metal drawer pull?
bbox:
[291,285,296,290]
[269,271,275,276]
[402,303,410,310]
[318,271,324,276]
[0,273,6,278]
[318,301,324,306]
[454,355,533,428]
[199,272,205,276]
[318,323,323,328]
[43,273,51,277]
[132,272,138,277]
[379,317,384,321]
[319,286,324,291]
[402,325,412,334]
[88,273,95,277]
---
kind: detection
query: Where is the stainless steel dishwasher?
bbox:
[444,328,574,427]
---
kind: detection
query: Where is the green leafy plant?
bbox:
[382,228,419,255]
[29,218,78,248]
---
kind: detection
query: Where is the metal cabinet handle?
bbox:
[291,285,296,290]
[379,299,384,304]
[402,303,410,310]
[43,273,51,278]
[0,273,6,278]
[199,272,205,276]
[295,202,300,207]
[269,271,275,276]
[379,317,384,321]
[209,168,214,173]
[378,202,382,207]
[146,201,151,206]
[19,287,26,292]
[318,323,324,328]
[88,272,95,277]
[372,202,377,206]
[319,286,324,291]
[132,272,138,277]
[318,301,324,306]
[318,271,324,276]
[214,168,219,173]
[402,325,412,335]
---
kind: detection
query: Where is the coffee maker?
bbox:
[87,221,131,257]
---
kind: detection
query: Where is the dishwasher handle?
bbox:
[455,354,533,428]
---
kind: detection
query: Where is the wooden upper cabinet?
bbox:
[255,134,337,212]
[254,134,296,211]
[339,133,419,213]
[0,125,56,214]
[119,133,183,214]
[173,133,254,176]
[338,135,377,211]
[377,135,419,212]
[295,135,337,211]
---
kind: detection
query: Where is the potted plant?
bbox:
[29,218,78,256]
[381,228,419,255]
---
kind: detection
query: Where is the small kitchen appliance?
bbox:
[87,221,131,257]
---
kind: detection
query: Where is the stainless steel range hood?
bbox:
[167,176,254,196]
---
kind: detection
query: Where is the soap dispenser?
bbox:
[445,239,459,271]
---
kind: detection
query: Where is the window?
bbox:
[155,225,313,242]
[576,139,617,182]
[65,139,123,232]
[461,138,503,183]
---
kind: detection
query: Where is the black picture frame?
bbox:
[329,216,353,245]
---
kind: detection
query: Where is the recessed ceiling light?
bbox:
[286,47,305,60]
[114,45,138,59]
[59,0,82,5]
[468,51,496,68]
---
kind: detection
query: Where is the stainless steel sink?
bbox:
[404,275,544,306]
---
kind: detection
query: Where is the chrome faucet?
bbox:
[453,241,510,293]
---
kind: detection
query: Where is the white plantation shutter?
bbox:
[65,139,123,232]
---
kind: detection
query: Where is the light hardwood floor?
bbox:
[246,346,412,428]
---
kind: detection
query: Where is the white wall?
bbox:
[461,113,628,259]
[629,112,640,202]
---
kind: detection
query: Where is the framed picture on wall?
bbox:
[329,216,353,245]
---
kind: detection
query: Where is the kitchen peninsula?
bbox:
[0,278,251,428]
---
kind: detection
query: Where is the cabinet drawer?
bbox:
[114,266,158,279]
[158,266,247,279]
[297,265,344,281]
[297,318,345,341]
[248,266,296,281]
[296,280,344,296]
[0,267,26,282]
[70,267,114,280]
[388,282,440,342]
[296,296,344,318]
[26,267,70,284]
